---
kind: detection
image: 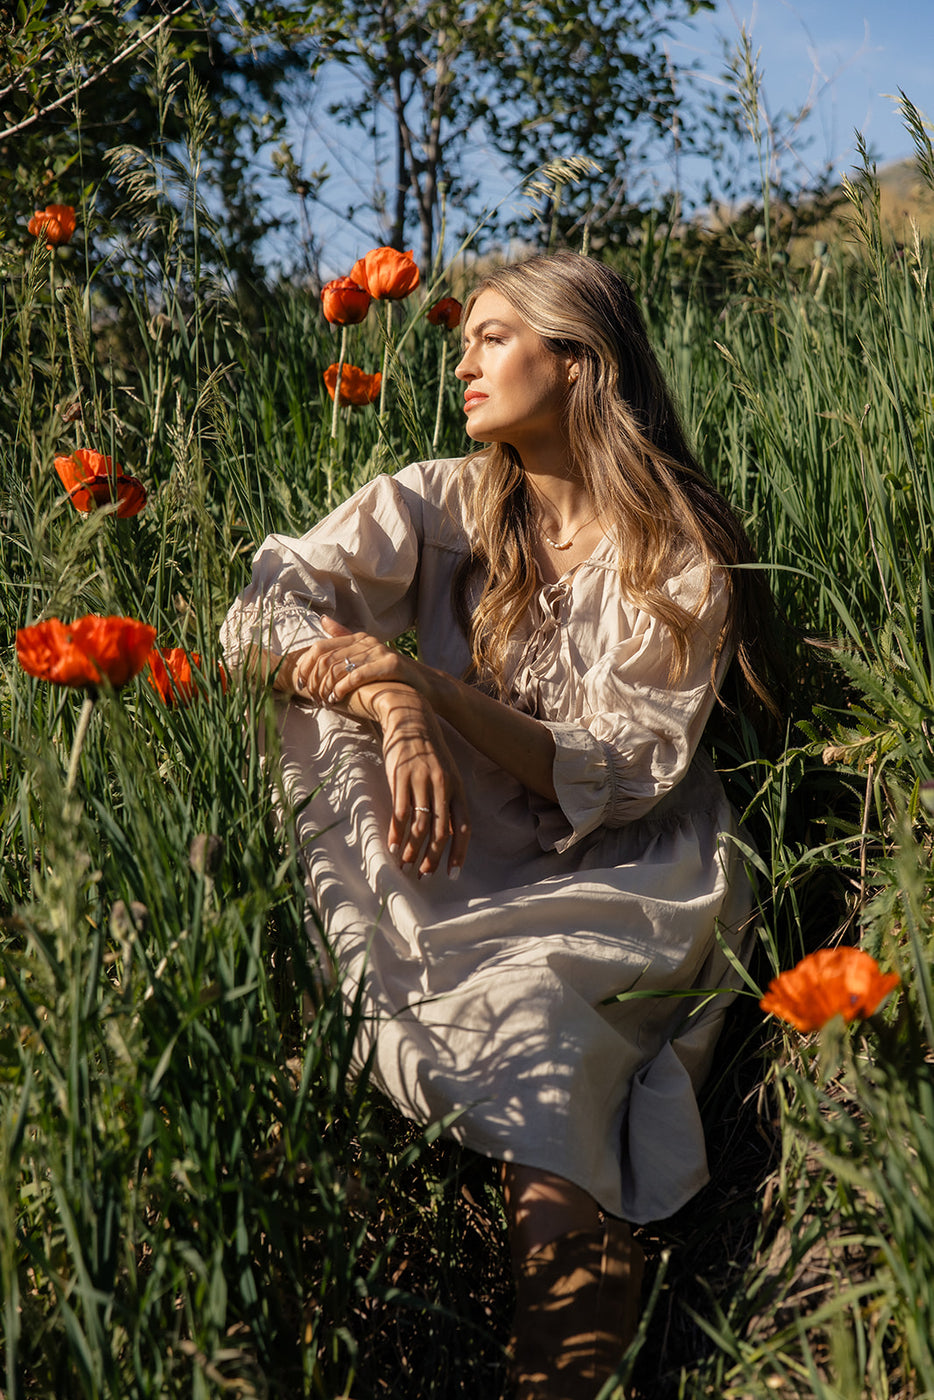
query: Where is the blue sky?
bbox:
[270,1,933,276]
[668,0,933,190]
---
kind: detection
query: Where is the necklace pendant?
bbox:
[536,507,598,552]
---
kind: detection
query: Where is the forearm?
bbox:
[278,646,470,876]
[240,635,470,875]
[426,669,558,803]
[278,622,558,803]
[247,645,410,728]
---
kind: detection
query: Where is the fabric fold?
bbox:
[222,456,753,1221]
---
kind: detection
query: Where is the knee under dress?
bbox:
[221,456,753,1224]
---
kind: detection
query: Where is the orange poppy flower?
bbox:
[321,276,372,325]
[350,247,420,301]
[427,296,462,329]
[146,647,228,705]
[17,615,157,688]
[54,449,147,517]
[28,204,77,248]
[323,363,382,407]
[760,947,900,1032]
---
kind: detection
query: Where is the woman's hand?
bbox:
[289,615,437,710]
[276,616,558,812]
[278,618,469,877]
[378,690,470,879]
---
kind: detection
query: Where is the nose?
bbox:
[454,345,475,381]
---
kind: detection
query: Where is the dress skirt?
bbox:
[275,697,751,1224]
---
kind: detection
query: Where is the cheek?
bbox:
[532,369,569,417]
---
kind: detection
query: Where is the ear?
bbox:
[567,362,580,383]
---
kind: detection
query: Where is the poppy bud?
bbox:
[427,297,462,329]
[350,247,420,301]
[321,276,372,324]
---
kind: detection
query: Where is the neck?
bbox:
[522,462,592,529]
[509,422,573,478]
[510,437,585,516]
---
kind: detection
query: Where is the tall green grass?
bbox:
[0,58,495,1400]
[3,39,934,1399]
[621,93,934,1400]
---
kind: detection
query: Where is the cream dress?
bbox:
[221,457,752,1224]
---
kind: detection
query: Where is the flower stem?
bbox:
[65,695,95,797]
[330,324,348,440]
[378,300,392,421]
[432,338,447,451]
[63,296,87,429]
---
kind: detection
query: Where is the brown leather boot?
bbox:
[510,1219,644,1399]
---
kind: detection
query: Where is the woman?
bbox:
[222,251,779,1398]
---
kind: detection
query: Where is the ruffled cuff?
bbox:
[219,599,326,672]
[530,721,619,854]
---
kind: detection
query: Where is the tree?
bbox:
[295,0,714,270]
[0,0,318,283]
[1,0,716,282]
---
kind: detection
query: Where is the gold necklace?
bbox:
[539,511,599,550]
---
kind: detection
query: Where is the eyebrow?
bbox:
[461,316,512,347]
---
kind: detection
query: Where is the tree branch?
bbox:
[0,1,192,143]
[0,19,98,107]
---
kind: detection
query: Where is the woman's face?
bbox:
[454,289,574,454]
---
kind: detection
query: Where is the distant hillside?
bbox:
[874,156,934,235]
[701,156,934,262]
[811,156,934,247]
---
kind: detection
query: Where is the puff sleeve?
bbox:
[220,470,427,671]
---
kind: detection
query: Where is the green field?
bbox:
[3,71,934,1400]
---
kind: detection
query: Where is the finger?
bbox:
[305,642,358,701]
[447,795,471,879]
[388,772,429,870]
[319,614,354,638]
[387,806,407,862]
[293,646,328,699]
[291,657,311,696]
[327,658,378,703]
[402,800,433,870]
[295,652,334,701]
[388,772,412,864]
[418,805,452,877]
[330,644,402,702]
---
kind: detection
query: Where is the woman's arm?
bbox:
[418,667,558,803]
[258,643,471,879]
[289,616,559,804]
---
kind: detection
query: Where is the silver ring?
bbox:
[413,806,431,814]
[344,658,357,672]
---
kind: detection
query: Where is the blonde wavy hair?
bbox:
[453,250,781,725]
